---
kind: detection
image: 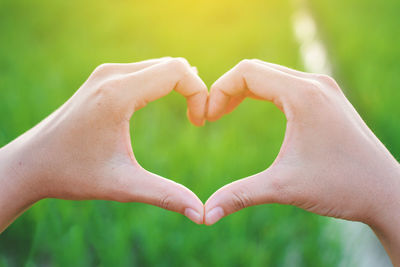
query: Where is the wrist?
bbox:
[366,163,400,264]
[0,139,44,198]
[0,141,43,232]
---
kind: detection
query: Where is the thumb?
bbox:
[204,167,288,225]
[111,165,204,224]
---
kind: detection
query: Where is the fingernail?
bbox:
[206,207,224,225]
[197,118,205,127]
[184,208,202,224]
[192,117,205,127]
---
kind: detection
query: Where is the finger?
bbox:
[209,85,265,119]
[225,95,245,115]
[192,66,198,75]
[109,58,208,126]
[112,166,204,224]
[95,57,173,76]
[252,59,312,78]
[206,88,232,121]
[204,168,288,225]
[207,59,306,121]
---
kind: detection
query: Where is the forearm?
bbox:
[373,211,400,266]
[0,143,42,233]
[368,164,400,266]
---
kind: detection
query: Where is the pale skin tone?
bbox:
[0,57,208,229]
[0,58,399,265]
[204,59,400,265]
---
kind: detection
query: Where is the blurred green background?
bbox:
[0,0,398,266]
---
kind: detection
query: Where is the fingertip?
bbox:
[205,206,225,225]
[196,118,206,127]
[184,208,203,224]
[192,118,206,127]
[206,87,229,122]
[126,168,205,219]
[183,194,204,224]
[205,101,220,122]
[187,109,205,127]
[205,103,223,122]
[206,113,222,122]
[186,86,208,126]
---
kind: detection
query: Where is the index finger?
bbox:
[107,58,208,126]
[206,59,306,121]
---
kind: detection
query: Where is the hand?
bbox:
[0,57,208,232]
[204,59,400,263]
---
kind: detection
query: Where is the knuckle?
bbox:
[303,78,322,92]
[164,58,193,82]
[94,63,114,75]
[174,57,189,65]
[299,79,326,101]
[313,73,335,85]
[84,78,128,123]
[167,58,190,71]
[294,76,345,111]
[91,79,124,110]
[313,74,341,91]
[236,59,255,72]
[230,189,253,211]
[290,76,343,114]
[87,63,118,85]
[95,79,118,97]
[159,194,172,210]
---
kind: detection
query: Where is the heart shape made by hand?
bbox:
[140,58,388,229]
[118,57,384,229]
[11,57,392,232]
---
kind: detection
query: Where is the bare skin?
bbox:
[0,58,399,265]
[0,57,208,231]
[204,59,400,265]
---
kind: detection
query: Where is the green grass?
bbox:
[0,0,352,266]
